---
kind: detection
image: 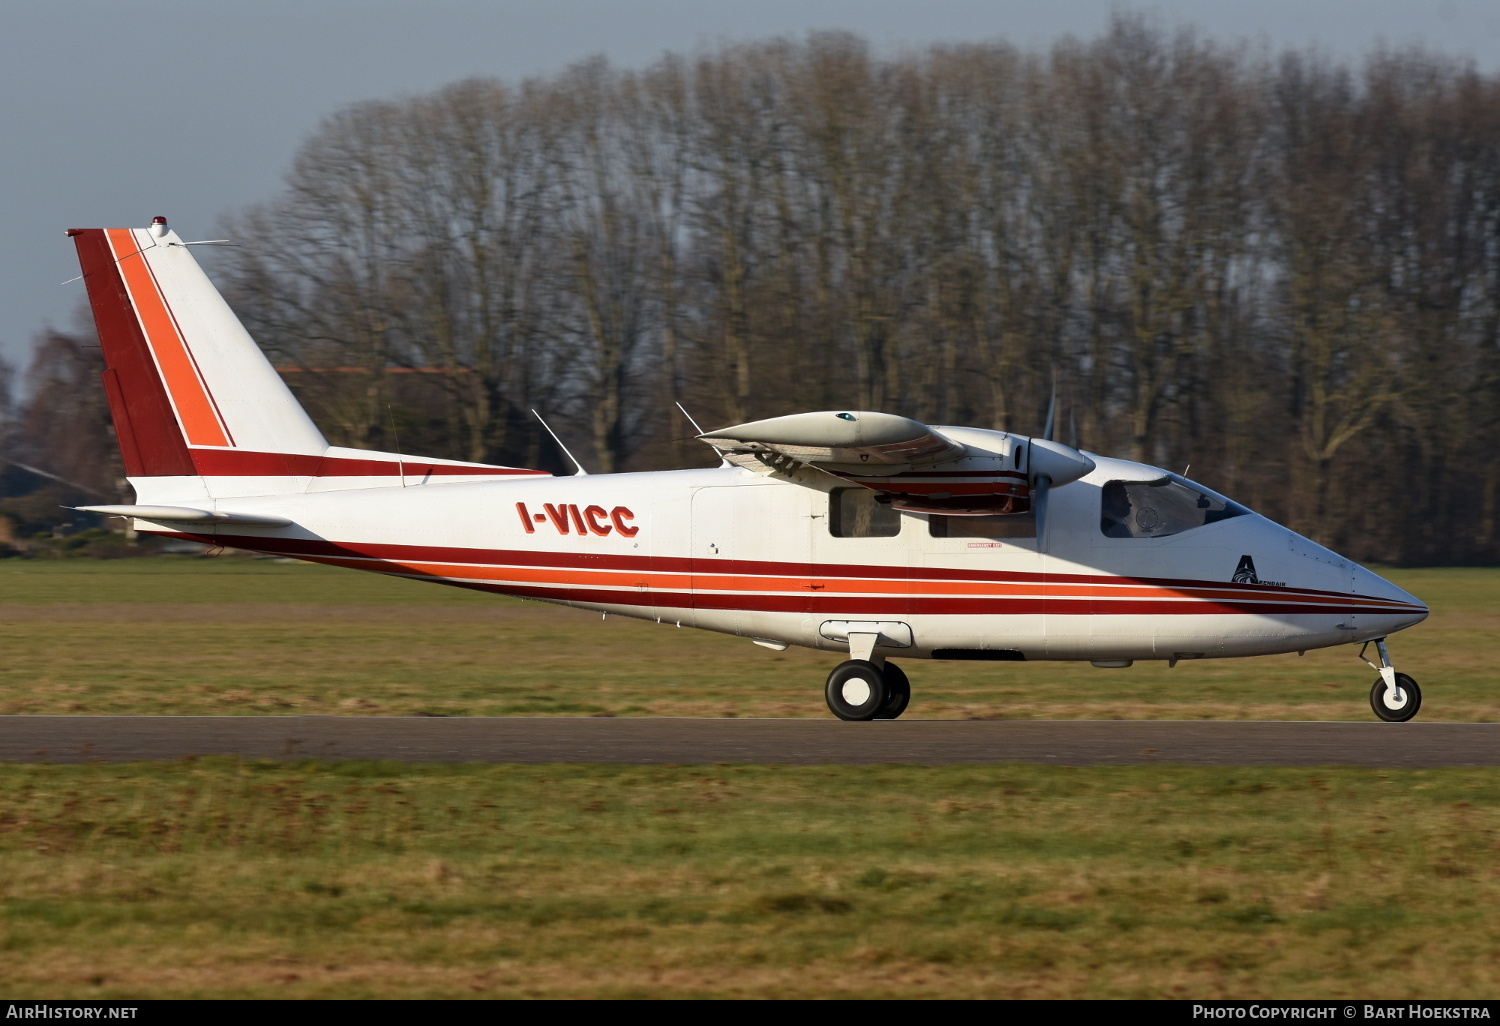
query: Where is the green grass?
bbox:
[3,562,1497,998]
[1,559,1494,720]
[0,760,1497,998]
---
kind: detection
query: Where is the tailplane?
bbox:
[68,218,545,499]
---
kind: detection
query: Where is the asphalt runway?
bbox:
[1,716,1497,767]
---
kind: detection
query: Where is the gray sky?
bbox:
[4,0,1499,374]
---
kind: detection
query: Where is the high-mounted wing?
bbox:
[698,411,1094,516]
[699,411,965,466]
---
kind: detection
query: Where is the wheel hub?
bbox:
[841,679,872,706]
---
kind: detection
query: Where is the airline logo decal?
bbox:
[516,501,638,537]
[1232,554,1284,588]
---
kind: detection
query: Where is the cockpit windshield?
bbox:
[1099,474,1250,539]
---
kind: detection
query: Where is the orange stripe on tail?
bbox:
[106,229,231,448]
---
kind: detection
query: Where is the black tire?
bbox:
[1370,672,1421,722]
[876,661,911,720]
[825,660,890,721]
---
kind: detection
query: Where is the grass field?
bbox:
[0,560,1495,720]
[0,759,1497,999]
[2,560,1496,998]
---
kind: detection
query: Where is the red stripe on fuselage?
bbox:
[192,532,1395,602]
[287,571,1364,617]
[152,531,1422,616]
[287,551,1403,612]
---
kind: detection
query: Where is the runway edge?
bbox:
[1,717,1498,767]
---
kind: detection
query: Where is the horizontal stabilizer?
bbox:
[76,505,292,528]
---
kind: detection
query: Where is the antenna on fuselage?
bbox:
[674,401,705,435]
[676,401,732,468]
[388,405,406,488]
[531,410,589,476]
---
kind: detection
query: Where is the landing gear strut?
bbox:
[824,660,911,721]
[1360,638,1422,722]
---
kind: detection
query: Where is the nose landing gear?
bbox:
[824,659,911,721]
[1360,638,1422,722]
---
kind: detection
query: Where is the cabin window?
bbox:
[929,513,1036,539]
[829,488,901,538]
[1099,475,1249,539]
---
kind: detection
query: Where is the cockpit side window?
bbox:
[1099,475,1249,539]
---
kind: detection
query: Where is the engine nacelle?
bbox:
[696,413,1094,517]
[1027,437,1096,489]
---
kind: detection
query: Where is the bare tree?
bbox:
[194,24,1500,562]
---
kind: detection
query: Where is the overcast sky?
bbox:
[4,0,1499,374]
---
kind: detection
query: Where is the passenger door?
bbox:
[690,482,815,635]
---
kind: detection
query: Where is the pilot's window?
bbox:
[1099,475,1249,538]
[830,488,901,537]
[929,513,1036,539]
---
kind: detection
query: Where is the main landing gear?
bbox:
[825,659,910,721]
[1360,638,1422,722]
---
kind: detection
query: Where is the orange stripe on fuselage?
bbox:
[270,553,1413,611]
[106,229,230,448]
[143,529,1425,614]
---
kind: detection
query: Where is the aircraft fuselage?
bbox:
[140,448,1426,666]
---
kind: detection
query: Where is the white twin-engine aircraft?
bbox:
[68,219,1429,722]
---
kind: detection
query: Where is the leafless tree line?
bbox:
[7,18,1500,563]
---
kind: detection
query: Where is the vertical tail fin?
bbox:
[68,219,328,479]
[68,218,546,498]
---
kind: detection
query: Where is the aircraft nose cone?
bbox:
[1353,565,1429,631]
